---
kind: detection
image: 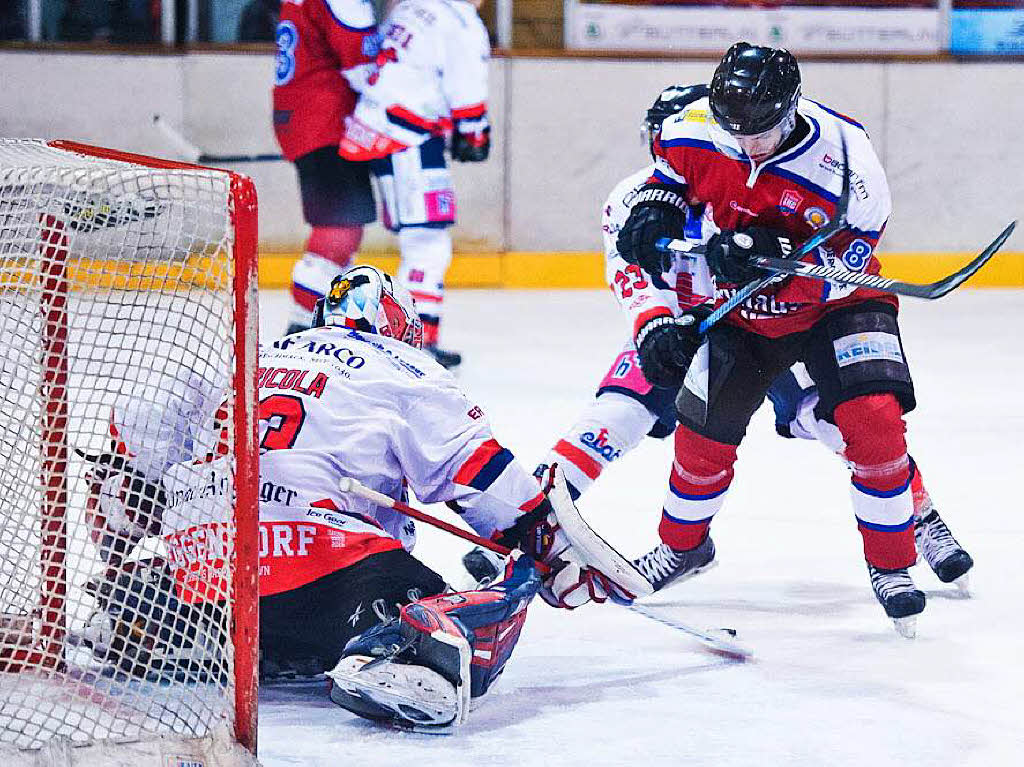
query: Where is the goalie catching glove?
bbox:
[494,466,653,609]
[80,448,166,566]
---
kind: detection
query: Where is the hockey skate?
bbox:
[424,345,462,369]
[633,534,717,592]
[867,564,926,638]
[915,509,973,594]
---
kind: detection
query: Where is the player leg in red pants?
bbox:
[285,146,375,335]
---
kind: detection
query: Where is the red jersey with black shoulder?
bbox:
[652,97,895,338]
[273,0,379,161]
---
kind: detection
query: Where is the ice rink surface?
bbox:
[256,287,1024,767]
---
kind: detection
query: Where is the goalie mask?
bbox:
[312,265,423,349]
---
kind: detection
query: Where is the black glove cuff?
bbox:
[635,315,675,350]
[633,184,688,213]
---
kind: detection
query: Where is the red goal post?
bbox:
[0,139,258,763]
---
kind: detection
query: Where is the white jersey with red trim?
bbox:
[603,165,716,339]
[100,368,233,604]
[256,327,541,595]
[350,0,489,147]
[102,328,543,600]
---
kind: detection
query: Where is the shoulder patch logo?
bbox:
[804,206,830,230]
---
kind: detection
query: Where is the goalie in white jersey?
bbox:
[82,265,648,730]
[339,0,492,368]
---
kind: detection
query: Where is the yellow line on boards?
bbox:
[258,251,1024,290]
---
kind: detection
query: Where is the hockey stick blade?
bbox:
[752,220,1016,299]
[628,603,753,661]
[153,114,283,164]
[656,131,852,335]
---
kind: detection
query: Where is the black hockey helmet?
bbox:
[643,84,709,157]
[709,42,800,137]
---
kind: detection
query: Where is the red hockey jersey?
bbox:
[652,97,895,338]
[273,0,378,161]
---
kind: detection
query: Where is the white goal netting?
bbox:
[0,140,257,765]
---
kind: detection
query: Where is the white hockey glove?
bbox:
[81,450,166,565]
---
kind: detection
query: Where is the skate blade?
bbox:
[952,573,972,598]
[893,616,917,639]
[661,559,719,592]
[328,656,459,730]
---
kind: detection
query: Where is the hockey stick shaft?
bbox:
[339,477,751,658]
[337,477,552,574]
[627,604,752,660]
[153,114,283,164]
[750,220,1016,299]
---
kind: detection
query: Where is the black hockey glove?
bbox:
[615,183,689,275]
[451,117,491,162]
[635,305,713,388]
[705,227,793,284]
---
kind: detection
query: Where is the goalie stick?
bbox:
[153,114,283,164]
[656,130,852,335]
[337,476,752,660]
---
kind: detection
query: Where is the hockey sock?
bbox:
[835,394,915,569]
[659,427,737,551]
[542,393,658,499]
[398,227,452,346]
[909,457,933,519]
[289,226,363,327]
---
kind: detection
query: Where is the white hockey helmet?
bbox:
[312,265,423,349]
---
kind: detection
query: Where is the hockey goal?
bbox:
[0,139,258,765]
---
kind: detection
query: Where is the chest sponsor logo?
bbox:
[716,284,798,319]
[729,200,759,217]
[834,332,904,368]
[260,480,299,506]
[819,154,870,201]
[580,428,622,461]
[778,189,803,216]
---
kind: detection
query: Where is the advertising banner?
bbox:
[565,1,942,54]
[951,2,1024,53]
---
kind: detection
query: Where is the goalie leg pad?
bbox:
[542,467,655,603]
[327,555,540,730]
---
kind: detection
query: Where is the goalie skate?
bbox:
[328,654,462,731]
[915,509,973,594]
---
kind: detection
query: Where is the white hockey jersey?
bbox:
[104,327,545,601]
[603,165,716,339]
[349,0,489,147]
[255,326,544,594]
